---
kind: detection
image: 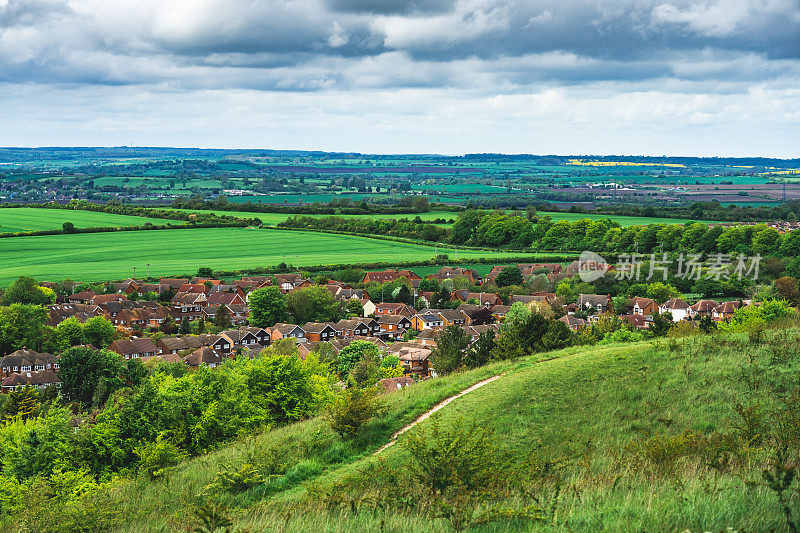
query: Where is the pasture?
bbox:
[0,227,562,284]
[0,207,179,233]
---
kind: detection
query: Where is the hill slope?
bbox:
[103,333,800,532]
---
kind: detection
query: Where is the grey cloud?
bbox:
[326,0,454,14]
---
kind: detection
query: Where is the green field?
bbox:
[171,208,715,227]
[0,207,180,233]
[0,227,566,284]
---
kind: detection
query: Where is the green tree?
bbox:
[214,306,232,329]
[646,282,679,304]
[335,341,379,380]
[248,286,288,328]
[59,347,126,406]
[464,329,496,369]
[345,298,364,317]
[83,316,115,348]
[55,317,85,348]
[0,304,50,353]
[62,221,76,234]
[430,287,452,309]
[495,266,523,287]
[430,325,470,375]
[287,286,341,324]
[179,318,191,334]
[196,267,214,278]
[1,276,55,306]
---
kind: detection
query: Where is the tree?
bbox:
[196,267,214,278]
[214,306,232,328]
[468,307,494,325]
[248,286,288,328]
[495,266,523,287]
[179,318,191,334]
[335,341,380,379]
[1,276,55,306]
[287,286,341,324]
[0,304,50,353]
[62,221,76,234]
[345,298,364,317]
[647,282,679,304]
[55,317,85,348]
[612,296,629,315]
[430,287,451,309]
[430,325,470,375]
[83,316,115,348]
[774,276,800,305]
[464,329,496,369]
[59,347,126,406]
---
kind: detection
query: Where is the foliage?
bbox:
[247,286,288,328]
[134,434,188,480]
[286,286,341,324]
[0,303,50,353]
[464,329,496,369]
[58,347,128,406]
[82,316,115,348]
[430,325,470,375]
[1,276,55,306]
[327,387,385,439]
[334,341,380,380]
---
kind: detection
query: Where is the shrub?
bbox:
[327,387,384,439]
[134,435,188,480]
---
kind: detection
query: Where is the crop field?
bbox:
[0,207,180,232]
[0,227,567,284]
[169,208,715,227]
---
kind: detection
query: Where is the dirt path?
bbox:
[373,373,506,455]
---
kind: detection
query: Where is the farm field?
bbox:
[0,227,566,284]
[0,207,181,232]
[170,208,716,227]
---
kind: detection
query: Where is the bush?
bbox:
[327,387,385,439]
[134,435,188,480]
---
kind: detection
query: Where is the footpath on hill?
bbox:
[374,372,507,455]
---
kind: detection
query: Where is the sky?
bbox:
[0,0,798,157]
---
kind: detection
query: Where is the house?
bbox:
[67,290,96,304]
[184,346,225,369]
[491,305,511,322]
[690,300,719,318]
[361,298,377,317]
[239,326,271,346]
[411,313,445,331]
[170,292,207,321]
[114,279,141,294]
[207,292,246,306]
[362,269,422,285]
[660,298,691,322]
[1,369,60,393]
[108,338,158,360]
[156,336,203,355]
[178,283,209,295]
[428,266,481,285]
[92,293,127,306]
[335,319,372,338]
[378,376,415,393]
[159,278,190,292]
[712,301,741,320]
[452,290,502,307]
[419,308,470,327]
[220,329,261,352]
[272,273,310,293]
[302,322,337,343]
[620,314,649,330]
[577,294,612,314]
[0,349,59,379]
[374,302,416,317]
[517,263,562,276]
[377,315,412,340]
[630,297,658,316]
[392,343,432,377]
[268,323,306,343]
[558,314,587,331]
[463,324,500,342]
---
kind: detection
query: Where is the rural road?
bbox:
[373,372,506,455]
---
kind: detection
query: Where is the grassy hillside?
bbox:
[101,332,800,532]
[0,227,561,284]
[0,207,180,232]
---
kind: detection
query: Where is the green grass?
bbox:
[106,333,799,532]
[0,227,561,284]
[0,207,179,233]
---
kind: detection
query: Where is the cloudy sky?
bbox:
[0,0,798,156]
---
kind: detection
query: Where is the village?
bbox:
[0,261,752,393]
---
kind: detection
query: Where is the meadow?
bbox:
[0,207,180,232]
[100,330,799,532]
[0,227,559,284]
